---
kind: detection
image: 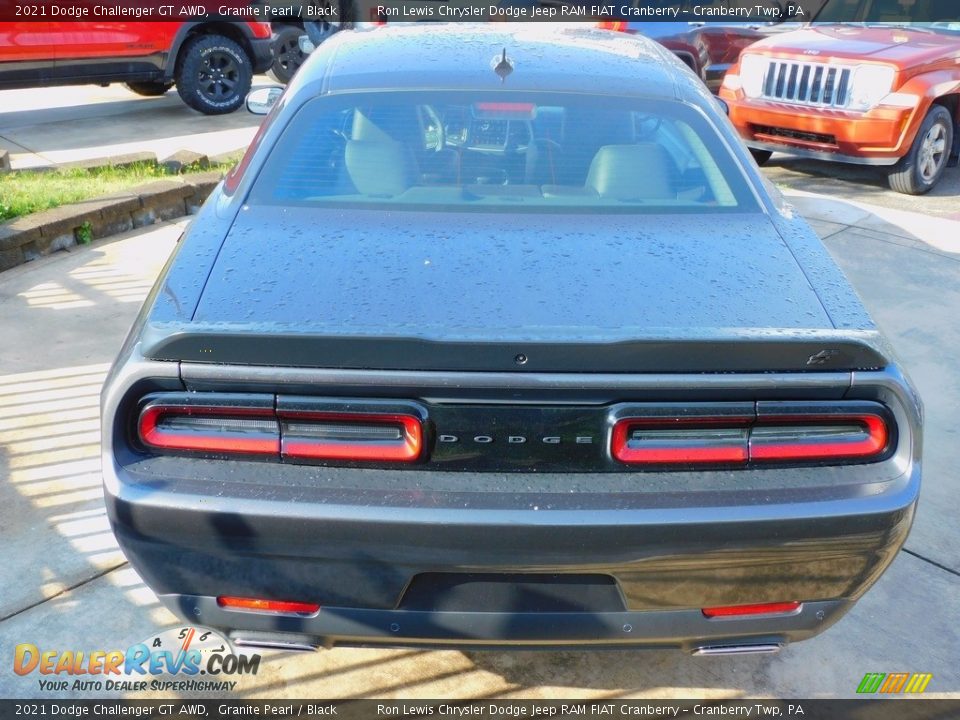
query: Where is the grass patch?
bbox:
[0,161,232,223]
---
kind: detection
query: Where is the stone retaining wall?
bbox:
[0,172,223,272]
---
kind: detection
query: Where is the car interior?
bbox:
[257,96,746,211]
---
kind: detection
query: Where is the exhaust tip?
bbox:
[692,643,782,657]
[230,631,321,652]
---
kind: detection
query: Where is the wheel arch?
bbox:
[892,72,960,143]
[164,21,257,81]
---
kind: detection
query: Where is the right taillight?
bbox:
[612,402,892,467]
[749,413,888,462]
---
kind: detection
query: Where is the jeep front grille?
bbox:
[762,61,852,108]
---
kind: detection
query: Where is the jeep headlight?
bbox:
[739,54,768,98]
[846,65,896,112]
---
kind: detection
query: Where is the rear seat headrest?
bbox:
[345,140,416,197]
[586,144,675,201]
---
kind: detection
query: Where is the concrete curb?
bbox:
[0,171,224,272]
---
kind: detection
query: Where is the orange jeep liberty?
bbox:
[720,0,960,194]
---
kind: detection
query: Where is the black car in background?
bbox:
[102,25,920,653]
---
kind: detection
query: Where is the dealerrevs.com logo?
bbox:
[14,626,261,693]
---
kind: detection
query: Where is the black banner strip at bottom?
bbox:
[2,700,959,720]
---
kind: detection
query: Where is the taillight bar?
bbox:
[702,601,802,619]
[612,402,892,467]
[136,395,425,464]
[138,403,279,456]
[611,420,750,465]
[280,411,422,463]
[750,410,888,463]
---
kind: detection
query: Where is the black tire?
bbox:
[750,148,773,166]
[125,81,174,97]
[175,34,253,115]
[268,24,307,85]
[887,104,953,195]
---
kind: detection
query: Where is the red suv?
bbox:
[0,20,273,114]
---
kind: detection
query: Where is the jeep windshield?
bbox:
[248,91,759,214]
[815,0,960,30]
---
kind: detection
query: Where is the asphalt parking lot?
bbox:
[0,85,958,700]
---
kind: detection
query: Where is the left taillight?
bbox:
[279,411,423,463]
[136,395,425,464]
[138,402,280,456]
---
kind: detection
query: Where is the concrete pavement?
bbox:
[0,195,957,699]
[765,157,960,221]
[0,83,270,169]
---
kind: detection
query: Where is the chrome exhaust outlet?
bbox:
[231,631,321,652]
[692,644,782,656]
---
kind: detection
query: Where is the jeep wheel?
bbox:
[887,105,953,195]
[268,24,307,84]
[750,149,773,166]
[125,81,174,97]
[175,34,252,115]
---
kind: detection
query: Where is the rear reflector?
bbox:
[280,412,423,463]
[138,404,279,456]
[702,601,801,619]
[216,597,320,616]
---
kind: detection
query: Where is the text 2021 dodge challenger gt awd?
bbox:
[101,25,921,654]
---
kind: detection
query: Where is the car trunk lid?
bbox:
[142,207,887,373]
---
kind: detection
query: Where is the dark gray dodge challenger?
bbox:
[102,25,922,654]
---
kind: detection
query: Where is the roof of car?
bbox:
[301,25,692,100]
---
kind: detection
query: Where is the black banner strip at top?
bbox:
[0,1,831,24]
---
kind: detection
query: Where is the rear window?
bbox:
[247,92,759,214]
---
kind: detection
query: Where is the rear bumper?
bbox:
[720,91,919,165]
[102,359,921,650]
[105,458,918,649]
[165,595,849,652]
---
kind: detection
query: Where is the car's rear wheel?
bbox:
[750,149,773,166]
[175,34,252,115]
[268,24,307,84]
[887,105,953,195]
[125,81,174,97]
